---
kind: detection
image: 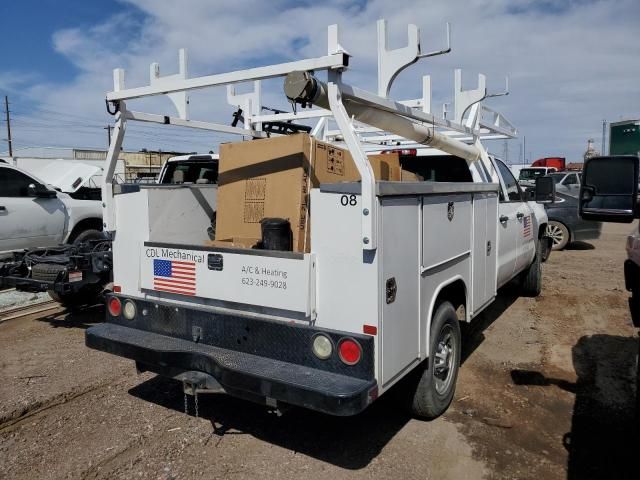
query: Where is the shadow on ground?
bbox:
[129,374,411,470]
[37,304,104,329]
[512,334,639,480]
[126,288,521,470]
[565,241,595,251]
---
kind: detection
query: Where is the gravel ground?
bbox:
[0,222,638,480]
[0,290,49,311]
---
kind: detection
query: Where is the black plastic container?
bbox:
[260,218,292,251]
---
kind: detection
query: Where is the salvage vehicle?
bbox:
[0,162,104,257]
[0,155,216,305]
[578,154,640,420]
[545,191,601,250]
[83,20,554,419]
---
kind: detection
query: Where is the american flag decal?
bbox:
[153,259,196,296]
[523,215,532,237]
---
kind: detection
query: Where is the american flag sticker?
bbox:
[153,259,196,296]
[522,215,532,238]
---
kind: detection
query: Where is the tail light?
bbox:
[123,300,137,320]
[338,338,362,365]
[311,334,333,360]
[108,297,122,317]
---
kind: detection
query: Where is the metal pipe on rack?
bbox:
[284,71,481,163]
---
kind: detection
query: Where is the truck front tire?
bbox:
[409,301,461,419]
[520,240,542,297]
[71,229,104,245]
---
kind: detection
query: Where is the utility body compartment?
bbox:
[93,172,501,415]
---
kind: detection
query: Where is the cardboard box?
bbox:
[206,237,260,249]
[401,169,424,181]
[215,133,400,252]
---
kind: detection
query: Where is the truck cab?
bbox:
[390,148,548,287]
[518,166,557,188]
[157,154,219,185]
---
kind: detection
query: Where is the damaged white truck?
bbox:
[86,20,553,418]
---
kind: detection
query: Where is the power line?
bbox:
[104,125,112,147]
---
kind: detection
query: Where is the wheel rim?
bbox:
[546,223,565,247]
[433,324,456,395]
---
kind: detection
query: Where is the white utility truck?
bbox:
[86,21,552,418]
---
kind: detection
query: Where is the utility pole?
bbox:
[104,125,113,147]
[522,135,526,165]
[601,119,607,156]
[4,96,13,157]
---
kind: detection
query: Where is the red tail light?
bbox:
[108,297,122,316]
[338,338,362,365]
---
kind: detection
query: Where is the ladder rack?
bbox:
[102,19,517,251]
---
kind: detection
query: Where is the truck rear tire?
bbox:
[409,301,461,419]
[520,240,542,297]
[48,286,103,308]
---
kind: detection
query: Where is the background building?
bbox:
[0,146,192,183]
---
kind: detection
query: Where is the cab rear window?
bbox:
[161,161,218,184]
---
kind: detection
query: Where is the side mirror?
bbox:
[579,156,639,223]
[28,183,57,199]
[534,175,555,203]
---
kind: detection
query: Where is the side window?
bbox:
[564,174,577,185]
[0,168,35,197]
[495,160,523,202]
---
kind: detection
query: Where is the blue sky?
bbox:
[1,0,639,162]
[1,1,130,83]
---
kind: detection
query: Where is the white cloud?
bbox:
[4,0,640,161]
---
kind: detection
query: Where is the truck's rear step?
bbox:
[86,322,376,416]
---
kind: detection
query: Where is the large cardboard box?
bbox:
[215,133,400,252]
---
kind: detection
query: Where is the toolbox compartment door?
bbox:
[139,242,315,316]
[471,193,498,313]
[381,197,420,386]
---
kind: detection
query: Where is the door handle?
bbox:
[0,206,6,212]
[499,215,509,223]
[516,212,525,219]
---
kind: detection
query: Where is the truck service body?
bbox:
[85,21,550,417]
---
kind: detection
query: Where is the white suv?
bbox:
[0,162,104,257]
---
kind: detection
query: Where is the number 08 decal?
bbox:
[340,194,358,206]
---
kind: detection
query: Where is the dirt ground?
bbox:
[1,222,638,480]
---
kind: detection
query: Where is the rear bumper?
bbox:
[86,297,377,416]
